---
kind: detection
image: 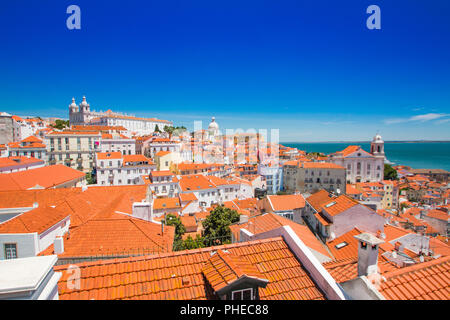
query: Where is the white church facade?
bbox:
[69,96,173,135]
[328,134,386,183]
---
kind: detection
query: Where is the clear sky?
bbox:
[0,0,449,142]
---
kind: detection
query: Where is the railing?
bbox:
[54,235,233,265]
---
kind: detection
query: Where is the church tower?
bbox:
[371,133,384,156]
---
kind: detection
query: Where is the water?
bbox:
[282,142,450,171]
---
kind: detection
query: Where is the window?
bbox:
[4,243,17,259]
[232,288,253,300]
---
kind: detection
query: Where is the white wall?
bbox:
[0,233,39,259]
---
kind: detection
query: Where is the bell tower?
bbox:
[371,133,384,156]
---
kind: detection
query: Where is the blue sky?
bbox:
[0,0,449,142]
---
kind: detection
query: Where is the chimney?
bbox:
[354,233,384,277]
[54,236,64,254]
[132,201,153,221]
[239,215,249,224]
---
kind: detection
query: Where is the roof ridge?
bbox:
[382,255,450,280]
[55,236,285,270]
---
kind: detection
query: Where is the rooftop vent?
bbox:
[325,201,336,208]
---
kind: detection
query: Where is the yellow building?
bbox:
[154,150,181,171]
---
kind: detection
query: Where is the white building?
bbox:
[99,132,136,155]
[143,137,181,158]
[179,174,242,209]
[0,255,61,300]
[0,206,70,259]
[141,170,180,198]
[258,163,283,195]
[329,134,385,183]
[96,152,155,186]
[69,96,172,135]
[8,136,47,160]
[11,116,48,142]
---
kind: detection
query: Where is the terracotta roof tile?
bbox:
[54,237,326,300]
[0,164,85,191]
[378,256,450,300]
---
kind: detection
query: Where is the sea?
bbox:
[282,142,450,172]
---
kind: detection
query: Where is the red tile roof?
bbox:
[0,205,69,234]
[0,156,44,169]
[267,194,306,211]
[230,212,331,259]
[41,217,175,257]
[323,258,399,283]
[326,228,362,260]
[202,250,267,292]
[0,164,85,191]
[55,237,326,300]
[96,152,123,160]
[153,197,181,210]
[306,190,334,212]
[321,195,359,216]
[378,255,450,300]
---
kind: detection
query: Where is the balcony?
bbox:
[77,158,83,163]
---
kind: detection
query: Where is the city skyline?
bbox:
[1,0,450,141]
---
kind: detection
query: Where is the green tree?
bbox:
[384,164,398,180]
[400,202,410,212]
[51,119,69,130]
[202,206,240,245]
[174,235,206,251]
[165,214,185,240]
[85,172,96,184]
[154,124,161,133]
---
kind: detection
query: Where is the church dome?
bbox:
[208,117,219,130]
[80,96,88,107]
[70,97,77,108]
[373,133,383,142]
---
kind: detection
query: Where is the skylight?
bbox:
[325,201,336,208]
[335,242,348,249]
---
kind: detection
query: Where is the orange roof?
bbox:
[378,255,450,300]
[179,193,198,202]
[0,188,81,209]
[267,194,305,211]
[179,215,197,229]
[153,197,181,210]
[326,228,362,260]
[0,205,69,234]
[123,154,152,164]
[321,195,359,216]
[346,184,361,195]
[21,135,43,143]
[0,164,85,191]
[55,237,326,300]
[336,145,372,157]
[179,175,215,192]
[150,170,173,177]
[96,152,123,160]
[300,162,345,169]
[155,151,171,157]
[47,131,100,136]
[201,250,267,292]
[306,189,334,212]
[323,258,399,283]
[383,224,412,242]
[41,218,174,257]
[0,156,44,169]
[230,212,331,259]
[426,209,449,221]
